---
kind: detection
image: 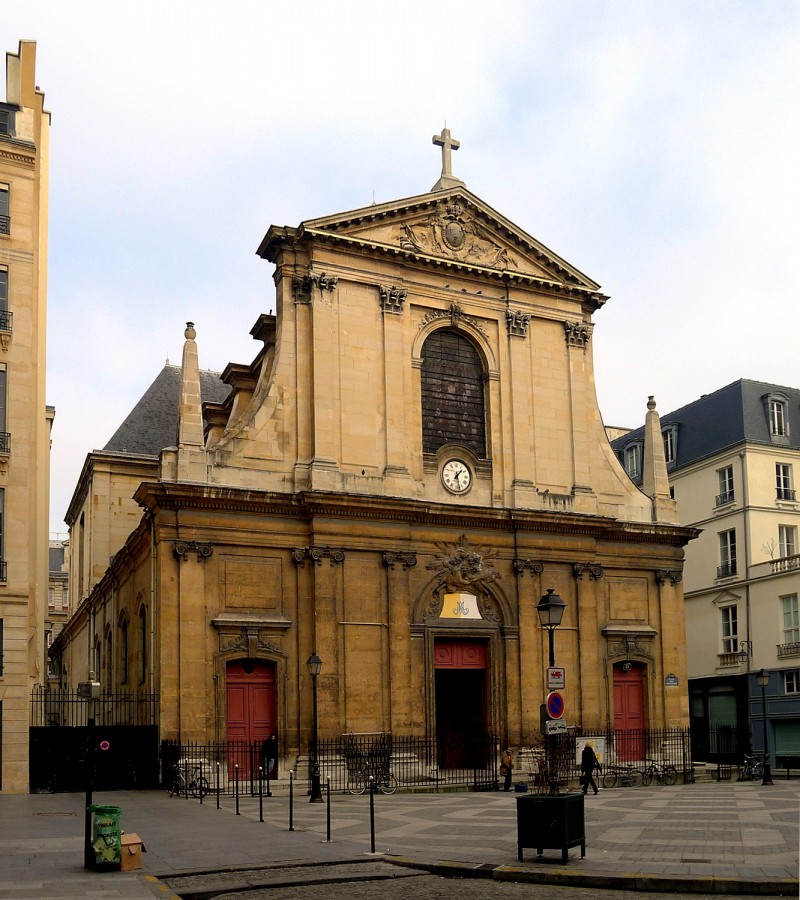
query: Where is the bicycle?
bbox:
[738,754,764,781]
[347,765,398,795]
[169,760,210,798]
[602,764,644,789]
[641,758,678,786]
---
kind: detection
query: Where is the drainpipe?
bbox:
[739,450,752,750]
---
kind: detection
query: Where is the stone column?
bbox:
[573,563,603,730]
[383,550,417,733]
[174,540,213,742]
[513,558,544,744]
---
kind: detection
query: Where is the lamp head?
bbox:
[306,652,322,677]
[537,588,566,629]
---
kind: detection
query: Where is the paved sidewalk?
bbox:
[0,780,797,898]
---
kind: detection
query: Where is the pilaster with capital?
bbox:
[573,562,604,729]
[383,550,417,732]
[514,560,545,744]
[655,570,690,726]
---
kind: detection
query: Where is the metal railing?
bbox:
[0,432,9,454]
[776,488,797,501]
[0,215,9,235]
[778,641,800,658]
[715,491,735,506]
[162,733,500,796]
[717,562,737,578]
[0,309,11,332]
[29,685,158,727]
[0,559,6,581]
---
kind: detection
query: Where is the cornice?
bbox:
[133,482,697,546]
[0,143,35,167]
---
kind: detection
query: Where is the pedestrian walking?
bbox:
[580,741,600,795]
[500,748,513,792]
[261,733,278,780]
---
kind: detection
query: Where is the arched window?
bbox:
[138,605,147,686]
[119,616,129,685]
[421,329,486,458]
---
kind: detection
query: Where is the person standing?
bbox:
[580,741,600,795]
[500,748,513,792]
[261,733,278,780]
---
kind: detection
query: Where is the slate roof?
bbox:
[103,364,231,457]
[610,379,800,472]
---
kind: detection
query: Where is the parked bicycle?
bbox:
[738,754,764,781]
[347,764,398,795]
[641,758,678,786]
[169,760,210,798]
[602,764,643,788]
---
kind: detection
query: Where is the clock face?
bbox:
[442,459,472,494]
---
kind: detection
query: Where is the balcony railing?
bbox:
[772,553,800,574]
[717,562,737,578]
[0,215,8,235]
[0,559,7,581]
[718,651,744,667]
[0,432,9,454]
[778,642,800,658]
[777,488,797,501]
[0,309,11,332]
[715,491,735,506]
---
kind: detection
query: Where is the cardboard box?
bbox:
[119,833,145,872]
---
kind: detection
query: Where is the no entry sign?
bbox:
[545,691,564,719]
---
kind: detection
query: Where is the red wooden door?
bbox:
[226,660,276,776]
[613,664,645,761]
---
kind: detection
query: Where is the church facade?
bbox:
[54,133,695,768]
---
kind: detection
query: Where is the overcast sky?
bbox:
[4,1,799,534]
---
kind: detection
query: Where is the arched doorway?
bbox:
[613,662,645,761]
[434,638,488,769]
[226,660,276,775]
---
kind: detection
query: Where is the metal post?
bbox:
[216,761,220,809]
[547,627,555,668]
[761,679,773,785]
[326,777,331,842]
[258,766,263,822]
[369,777,376,853]
[289,770,294,831]
[235,763,240,814]
[83,698,95,870]
[309,671,323,802]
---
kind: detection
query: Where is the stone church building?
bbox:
[53,132,695,769]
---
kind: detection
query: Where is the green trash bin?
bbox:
[88,804,122,868]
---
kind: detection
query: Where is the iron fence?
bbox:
[29,685,158,727]
[161,733,500,796]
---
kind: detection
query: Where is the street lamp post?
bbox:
[306,653,324,803]
[536,589,566,668]
[755,668,773,786]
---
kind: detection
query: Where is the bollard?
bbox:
[369,776,376,853]
[216,762,221,810]
[289,770,294,831]
[235,763,240,815]
[259,766,264,823]
[326,777,331,843]
[200,759,205,805]
[266,765,272,798]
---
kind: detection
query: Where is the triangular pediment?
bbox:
[298,187,601,293]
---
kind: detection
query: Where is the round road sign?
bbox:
[545,691,564,719]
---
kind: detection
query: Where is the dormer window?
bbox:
[624,443,641,478]
[662,424,677,465]
[763,391,790,440]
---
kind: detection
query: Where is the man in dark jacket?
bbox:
[580,742,600,795]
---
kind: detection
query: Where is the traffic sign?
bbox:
[545,719,567,735]
[545,691,564,719]
[546,667,565,689]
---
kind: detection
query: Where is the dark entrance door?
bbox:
[434,639,488,769]
[613,663,645,761]
[226,660,276,776]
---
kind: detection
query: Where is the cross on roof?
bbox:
[433,126,460,178]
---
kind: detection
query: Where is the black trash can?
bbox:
[516,792,585,863]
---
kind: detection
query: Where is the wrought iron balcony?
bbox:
[715,491,735,506]
[0,309,12,332]
[0,432,9,454]
[0,215,8,235]
[716,562,737,578]
[0,559,6,581]
[778,641,800,658]
[776,488,797,501]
